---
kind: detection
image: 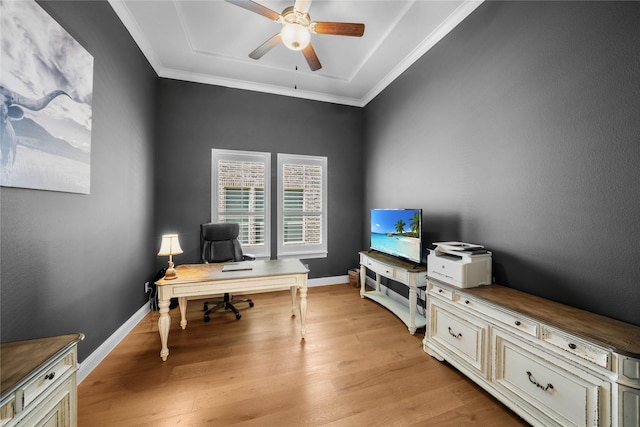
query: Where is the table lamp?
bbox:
[157,234,183,280]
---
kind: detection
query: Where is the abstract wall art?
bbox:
[0,0,94,194]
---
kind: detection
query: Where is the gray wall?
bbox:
[0,1,157,360]
[364,1,640,326]
[153,79,364,278]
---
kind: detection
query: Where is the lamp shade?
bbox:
[157,234,183,256]
[281,23,311,51]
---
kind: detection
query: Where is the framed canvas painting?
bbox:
[0,0,93,194]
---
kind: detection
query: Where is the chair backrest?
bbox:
[200,223,244,263]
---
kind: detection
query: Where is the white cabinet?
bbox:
[423,280,640,426]
[359,251,427,334]
[0,334,83,427]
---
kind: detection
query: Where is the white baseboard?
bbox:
[77,275,345,383]
[308,275,347,287]
[77,303,150,384]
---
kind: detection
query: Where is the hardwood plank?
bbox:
[78,285,527,426]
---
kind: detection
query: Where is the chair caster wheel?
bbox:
[249,302,254,308]
[235,313,241,320]
[203,304,208,311]
[204,316,210,322]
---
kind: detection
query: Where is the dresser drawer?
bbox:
[619,385,640,427]
[430,301,488,375]
[618,356,640,388]
[542,326,611,369]
[494,331,607,427]
[23,351,74,409]
[461,297,538,338]
[429,282,453,300]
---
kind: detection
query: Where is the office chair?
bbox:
[200,222,255,321]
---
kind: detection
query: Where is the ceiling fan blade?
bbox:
[302,43,322,71]
[225,0,281,21]
[312,22,365,37]
[294,0,312,14]
[249,33,282,60]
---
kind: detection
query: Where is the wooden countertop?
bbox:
[451,284,640,358]
[1,333,84,396]
[360,251,426,272]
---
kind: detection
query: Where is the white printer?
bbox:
[427,242,492,288]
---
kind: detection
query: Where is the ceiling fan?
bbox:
[226,0,365,71]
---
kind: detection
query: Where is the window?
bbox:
[211,149,270,258]
[277,154,327,259]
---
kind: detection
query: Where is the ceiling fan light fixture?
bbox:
[281,23,310,51]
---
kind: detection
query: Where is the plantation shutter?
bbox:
[277,154,327,259]
[212,150,270,258]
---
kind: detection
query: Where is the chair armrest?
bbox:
[242,253,256,261]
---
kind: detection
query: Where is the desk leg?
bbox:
[178,297,188,330]
[299,285,307,339]
[290,286,297,316]
[158,298,171,361]
[408,287,417,335]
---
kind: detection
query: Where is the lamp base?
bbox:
[164,268,178,280]
[164,261,178,280]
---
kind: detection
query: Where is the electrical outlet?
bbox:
[144,281,150,293]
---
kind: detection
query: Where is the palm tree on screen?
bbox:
[409,212,420,236]
[395,219,406,235]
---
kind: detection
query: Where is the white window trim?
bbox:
[211,149,271,259]
[277,153,327,260]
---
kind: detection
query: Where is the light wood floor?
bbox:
[78,285,528,426]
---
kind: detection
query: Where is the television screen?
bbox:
[370,208,423,264]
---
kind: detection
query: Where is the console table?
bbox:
[0,333,84,427]
[359,251,427,334]
[423,278,640,426]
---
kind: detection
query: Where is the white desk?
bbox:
[155,259,309,361]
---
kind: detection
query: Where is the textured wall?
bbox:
[0,1,157,360]
[364,1,640,326]
[153,80,364,278]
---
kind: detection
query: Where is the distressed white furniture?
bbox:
[423,279,640,427]
[359,251,427,334]
[155,259,309,361]
[0,333,84,427]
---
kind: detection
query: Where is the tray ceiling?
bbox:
[108,0,483,107]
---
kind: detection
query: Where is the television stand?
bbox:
[359,251,427,334]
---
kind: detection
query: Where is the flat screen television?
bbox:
[370,208,423,264]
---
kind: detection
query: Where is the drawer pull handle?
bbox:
[465,300,470,304]
[448,327,462,339]
[438,289,443,293]
[568,343,577,350]
[526,371,553,391]
[514,321,521,326]
[45,372,56,381]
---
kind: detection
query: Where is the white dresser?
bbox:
[423,279,640,427]
[1,334,84,427]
